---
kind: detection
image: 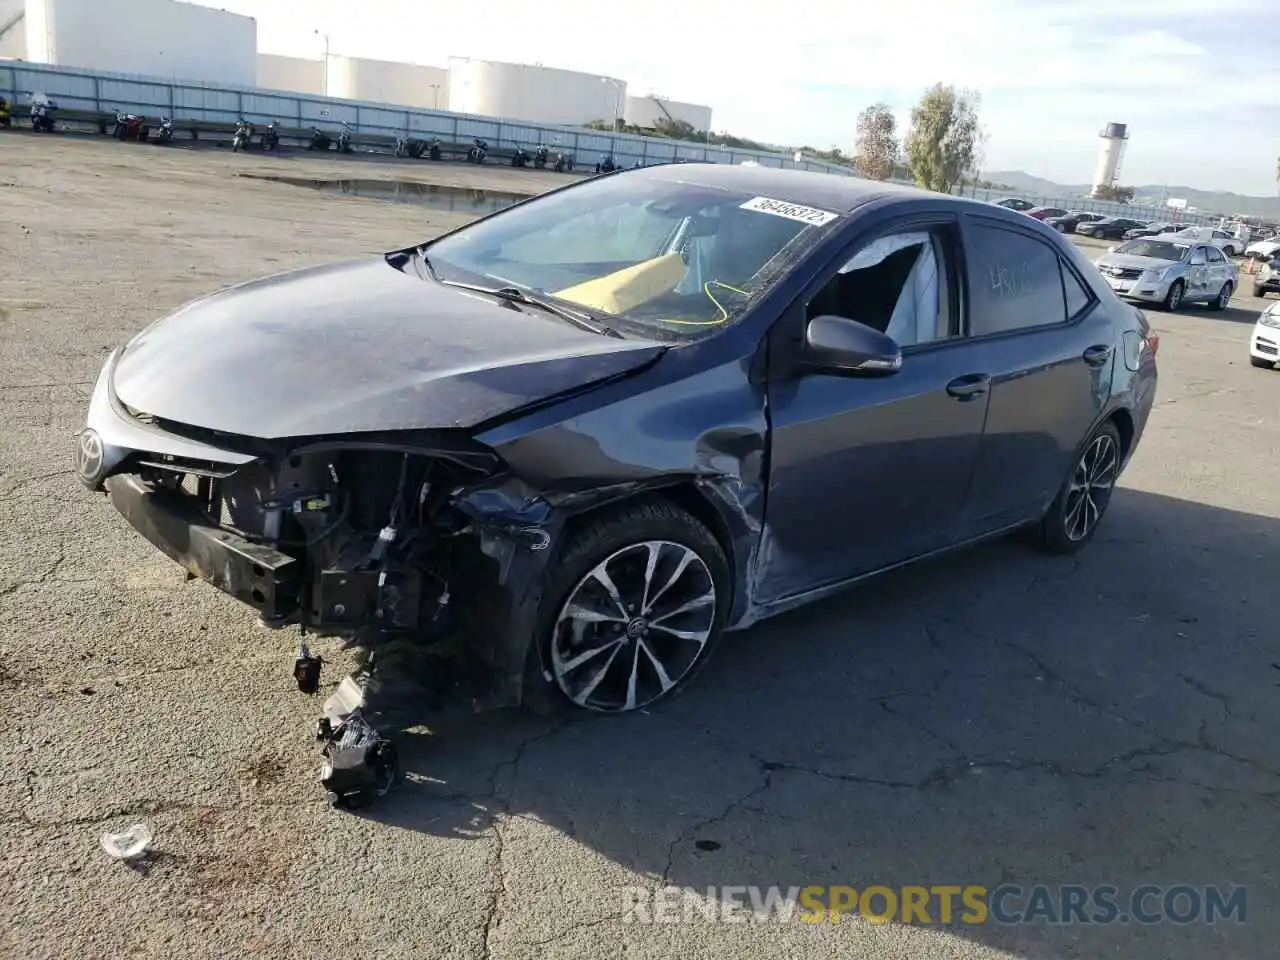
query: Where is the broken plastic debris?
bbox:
[100,823,153,860]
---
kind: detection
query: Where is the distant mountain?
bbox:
[984,171,1280,220]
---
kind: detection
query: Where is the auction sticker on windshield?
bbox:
[740,196,840,226]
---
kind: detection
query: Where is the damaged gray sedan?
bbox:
[75,163,1156,805]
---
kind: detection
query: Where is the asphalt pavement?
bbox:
[1,135,1276,960]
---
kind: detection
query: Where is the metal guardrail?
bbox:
[0,61,857,176]
[0,60,1221,226]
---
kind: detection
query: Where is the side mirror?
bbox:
[803,315,902,375]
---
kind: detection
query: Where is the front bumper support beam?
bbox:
[105,474,298,618]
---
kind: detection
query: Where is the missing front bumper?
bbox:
[105,473,299,618]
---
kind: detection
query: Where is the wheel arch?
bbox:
[555,478,747,616]
[1106,406,1135,461]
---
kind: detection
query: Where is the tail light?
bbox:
[1122,328,1159,370]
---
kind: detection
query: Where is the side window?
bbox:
[1205,246,1224,263]
[1061,260,1094,319]
[805,228,956,349]
[967,224,1067,336]
[1212,230,1229,240]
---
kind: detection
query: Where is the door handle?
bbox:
[946,374,989,400]
[1083,344,1113,366]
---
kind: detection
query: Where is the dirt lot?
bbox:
[1,134,1277,960]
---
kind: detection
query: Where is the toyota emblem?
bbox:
[74,428,105,486]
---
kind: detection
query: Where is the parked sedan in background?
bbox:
[1043,211,1106,234]
[1077,217,1149,241]
[1025,206,1070,221]
[1250,300,1279,369]
[1123,222,1184,241]
[1093,238,1237,311]
[992,197,1036,211]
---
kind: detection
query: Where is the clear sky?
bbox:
[203,0,1278,195]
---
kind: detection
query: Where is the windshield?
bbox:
[1115,239,1189,260]
[422,173,840,340]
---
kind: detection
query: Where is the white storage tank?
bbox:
[448,57,626,127]
[257,53,323,95]
[22,0,256,85]
[324,55,448,110]
[623,95,712,134]
[0,0,26,59]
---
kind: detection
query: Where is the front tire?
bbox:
[524,500,730,717]
[1163,280,1185,312]
[1253,285,1266,299]
[1034,420,1122,555]
[1251,356,1275,369]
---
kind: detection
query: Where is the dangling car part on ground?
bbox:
[73,163,1157,808]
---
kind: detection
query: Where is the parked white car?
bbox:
[1167,227,1244,257]
[1094,238,1237,311]
[1245,238,1280,260]
[1250,300,1279,369]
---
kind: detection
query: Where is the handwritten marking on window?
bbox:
[990,261,1031,298]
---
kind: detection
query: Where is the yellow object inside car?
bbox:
[552,253,686,315]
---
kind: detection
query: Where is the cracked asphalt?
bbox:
[1,134,1277,960]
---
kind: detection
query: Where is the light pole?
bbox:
[429,83,441,109]
[314,30,330,96]
[601,78,623,131]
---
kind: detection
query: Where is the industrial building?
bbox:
[0,0,256,87]
[623,95,712,135]
[256,53,323,96]
[1,0,714,133]
[448,57,627,129]
[325,55,448,111]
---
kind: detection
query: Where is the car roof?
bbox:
[632,162,941,213]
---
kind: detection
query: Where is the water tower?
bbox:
[1091,122,1129,197]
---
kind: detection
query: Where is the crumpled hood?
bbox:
[1095,253,1181,272]
[112,257,664,439]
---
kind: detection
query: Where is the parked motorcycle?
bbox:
[395,136,428,159]
[335,121,353,154]
[466,137,488,163]
[533,145,550,169]
[0,97,11,129]
[154,116,175,144]
[595,154,617,174]
[112,112,149,142]
[510,145,530,168]
[260,121,280,151]
[231,119,253,152]
[308,126,332,151]
[427,137,442,161]
[30,99,57,134]
[553,152,575,173]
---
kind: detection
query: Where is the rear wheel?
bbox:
[1209,282,1233,311]
[1033,421,1122,555]
[524,500,729,716]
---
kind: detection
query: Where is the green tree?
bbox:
[904,84,984,194]
[1094,184,1135,203]
[853,103,899,181]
